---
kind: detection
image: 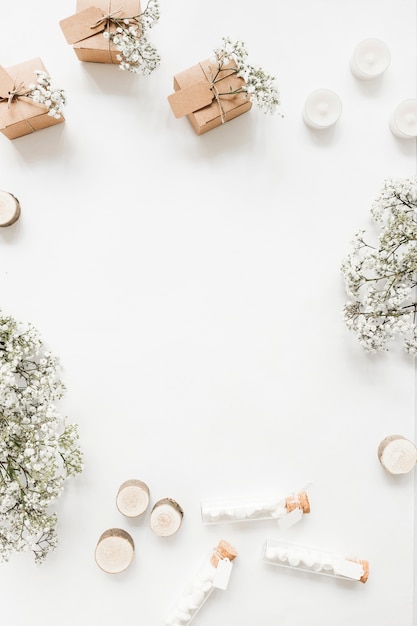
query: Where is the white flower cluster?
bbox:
[212,36,281,115]
[0,312,83,563]
[103,0,161,74]
[341,176,417,354]
[27,70,66,119]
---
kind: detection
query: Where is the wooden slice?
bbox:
[116,479,150,518]
[150,498,184,537]
[378,435,417,475]
[94,528,134,574]
[0,190,20,227]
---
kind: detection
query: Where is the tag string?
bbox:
[206,66,226,124]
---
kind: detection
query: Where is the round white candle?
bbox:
[350,38,391,80]
[303,89,342,129]
[389,99,417,138]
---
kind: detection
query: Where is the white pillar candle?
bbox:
[0,190,20,227]
[389,99,417,138]
[303,89,342,129]
[350,38,391,80]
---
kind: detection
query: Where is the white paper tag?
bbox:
[334,559,363,580]
[212,558,233,590]
[277,507,303,529]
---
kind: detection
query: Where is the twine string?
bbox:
[90,5,123,29]
[0,81,30,108]
[206,65,226,124]
[89,3,125,65]
[0,78,37,133]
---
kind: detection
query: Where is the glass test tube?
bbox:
[263,539,369,583]
[201,490,310,526]
[165,540,238,626]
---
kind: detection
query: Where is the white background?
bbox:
[0,1,416,625]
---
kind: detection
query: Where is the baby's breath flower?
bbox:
[341,176,417,354]
[0,312,83,563]
[211,36,282,116]
[103,0,161,75]
[27,71,66,119]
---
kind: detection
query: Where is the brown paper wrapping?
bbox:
[60,0,142,64]
[168,58,252,135]
[0,58,64,140]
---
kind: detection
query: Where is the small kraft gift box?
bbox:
[0,58,65,140]
[60,0,141,65]
[168,58,252,135]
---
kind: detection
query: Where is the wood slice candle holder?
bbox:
[116,479,150,518]
[378,435,417,474]
[150,498,184,537]
[94,528,135,574]
[0,190,20,227]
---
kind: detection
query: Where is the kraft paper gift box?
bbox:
[168,58,252,135]
[60,0,141,64]
[0,58,65,141]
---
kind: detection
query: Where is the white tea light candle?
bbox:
[303,89,342,129]
[0,190,20,227]
[389,99,417,138]
[350,38,391,80]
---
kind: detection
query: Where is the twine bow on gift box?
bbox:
[0,82,31,108]
[89,5,143,35]
[90,5,123,28]
[0,75,38,134]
